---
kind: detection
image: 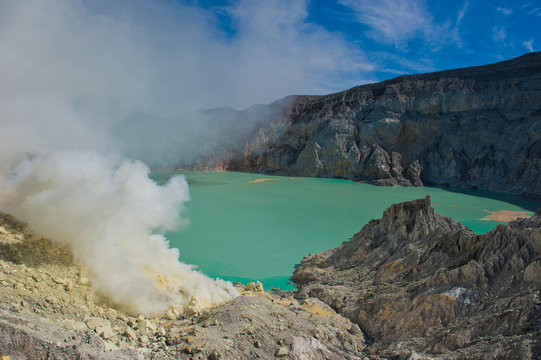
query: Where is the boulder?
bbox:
[85,317,110,331]
[96,325,114,340]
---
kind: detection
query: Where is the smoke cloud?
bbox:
[2,151,238,315]
[0,0,368,315]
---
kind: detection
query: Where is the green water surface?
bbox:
[152,171,540,290]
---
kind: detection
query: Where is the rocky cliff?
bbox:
[292,197,541,359]
[174,52,541,199]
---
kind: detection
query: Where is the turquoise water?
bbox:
[152,171,540,290]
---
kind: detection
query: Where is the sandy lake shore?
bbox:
[481,209,533,222]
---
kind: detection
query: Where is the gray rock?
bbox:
[85,317,110,331]
[0,307,137,359]
[405,159,423,186]
[292,196,541,359]
[60,319,84,331]
[164,295,365,359]
[275,346,289,357]
[124,326,137,341]
[138,335,149,344]
[363,144,393,181]
[96,325,114,340]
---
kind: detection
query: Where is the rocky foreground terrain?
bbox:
[0,213,365,360]
[1,198,540,359]
[292,196,541,359]
[153,52,540,199]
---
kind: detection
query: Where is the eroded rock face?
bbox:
[176,52,541,198]
[292,197,541,359]
[257,52,541,197]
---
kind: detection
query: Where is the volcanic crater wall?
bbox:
[189,52,541,199]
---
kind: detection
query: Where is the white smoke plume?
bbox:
[0,0,369,315]
[2,151,238,316]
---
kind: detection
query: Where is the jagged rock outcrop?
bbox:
[291,197,541,359]
[160,52,540,198]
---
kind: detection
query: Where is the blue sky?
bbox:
[311,0,538,77]
[1,0,539,113]
[191,0,539,88]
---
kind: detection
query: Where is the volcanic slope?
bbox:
[0,213,366,360]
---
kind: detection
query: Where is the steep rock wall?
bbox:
[182,53,540,199]
[253,52,541,198]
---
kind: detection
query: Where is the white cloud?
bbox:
[522,2,541,15]
[216,0,375,106]
[496,6,513,15]
[0,0,373,119]
[456,2,468,24]
[338,0,434,46]
[492,26,507,42]
[338,0,467,50]
[451,1,468,47]
[527,7,541,16]
[523,39,534,52]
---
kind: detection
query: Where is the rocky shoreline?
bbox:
[1,197,540,359]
